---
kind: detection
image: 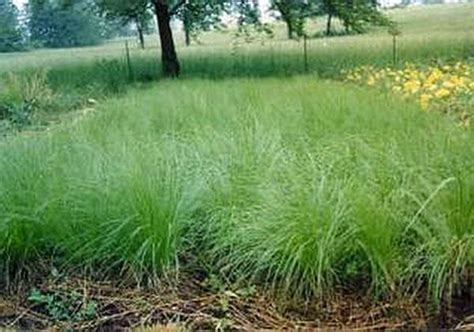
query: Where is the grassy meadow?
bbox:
[0,5,472,121]
[1,4,473,78]
[0,3,473,329]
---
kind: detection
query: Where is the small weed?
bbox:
[28,288,98,322]
[235,286,257,298]
[203,274,227,293]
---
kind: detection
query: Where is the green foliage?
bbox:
[320,0,390,35]
[0,78,472,307]
[234,0,261,26]
[0,70,54,131]
[177,0,228,45]
[98,0,230,47]
[96,0,150,23]
[0,3,471,134]
[0,5,473,308]
[28,288,98,321]
[0,0,24,52]
[27,0,106,48]
[271,0,316,38]
[96,0,153,45]
[270,0,389,38]
[336,0,391,34]
[0,2,472,135]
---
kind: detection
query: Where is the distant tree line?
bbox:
[27,0,106,48]
[0,0,148,52]
[0,0,23,52]
[271,0,389,39]
[0,0,390,78]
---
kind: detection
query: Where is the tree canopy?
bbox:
[96,0,153,49]
[0,0,23,52]
[270,0,389,38]
[27,0,106,48]
[271,1,314,39]
[177,0,228,46]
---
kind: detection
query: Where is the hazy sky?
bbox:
[12,0,272,12]
[13,0,25,10]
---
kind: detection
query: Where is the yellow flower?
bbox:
[427,84,438,91]
[340,62,472,118]
[403,80,420,94]
[419,94,432,111]
[367,76,376,86]
[425,72,440,86]
[449,75,465,88]
[435,88,450,99]
[442,81,455,89]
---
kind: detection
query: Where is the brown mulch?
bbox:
[0,271,471,331]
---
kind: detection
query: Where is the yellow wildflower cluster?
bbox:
[343,62,473,127]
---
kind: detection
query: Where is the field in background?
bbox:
[0,4,472,114]
[0,4,472,132]
[0,3,473,330]
[1,3,473,74]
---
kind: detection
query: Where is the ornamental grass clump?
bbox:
[0,78,472,307]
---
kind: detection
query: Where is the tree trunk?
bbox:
[153,0,180,78]
[136,20,145,49]
[326,12,333,36]
[184,28,191,47]
[183,10,191,47]
[275,3,293,40]
[343,19,349,34]
[286,20,294,39]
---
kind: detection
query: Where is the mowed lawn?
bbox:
[1,77,472,304]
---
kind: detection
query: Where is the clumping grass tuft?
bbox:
[1,77,472,305]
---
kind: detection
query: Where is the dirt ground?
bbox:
[1,269,472,331]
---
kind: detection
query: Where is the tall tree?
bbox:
[320,0,388,36]
[235,0,260,26]
[96,0,152,49]
[0,0,23,52]
[152,0,181,77]
[271,1,313,39]
[321,0,336,35]
[98,0,245,78]
[176,0,227,47]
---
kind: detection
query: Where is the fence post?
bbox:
[388,24,401,67]
[393,35,397,66]
[303,34,309,73]
[125,40,134,82]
